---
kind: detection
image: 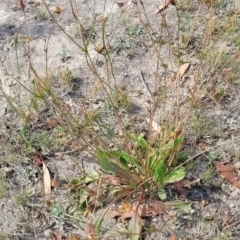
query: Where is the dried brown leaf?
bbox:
[20,36,32,43]
[146,118,161,134]
[173,182,188,200]
[55,6,61,14]
[84,206,93,217]
[107,175,120,185]
[95,45,105,53]
[180,178,201,188]
[19,0,25,11]
[84,223,95,239]
[48,119,58,127]
[65,104,71,112]
[122,201,132,213]
[106,201,166,219]
[172,63,190,81]
[170,235,177,240]
[215,162,240,189]
[43,162,51,196]
[32,155,42,166]
[115,1,125,8]
[50,232,63,240]
[69,234,81,240]
[51,179,58,188]
[153,0,176,14]
[178,62,190,77]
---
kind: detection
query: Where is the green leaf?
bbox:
[51,204,64,217]
[70,178,78,185]
[164,167,185,183]
[137,134,147,149]
[174,135,184,148]
[144,181,150,190]
[108,188,121,198]
[176,151,186,161]
[161,63,168,69]
[106,127,116,138]
[119,156,128,168]
[159,139,174,151]
[130,133,147,149]
[130,180,136,188]
[154,161,167,183]
[96,148,118,173]
[165,200,192,209]
[128,212,142,240]
[106,151,130,169]
[114,151,130,160]
[96,148,106,162]
[114,151,140,169]
[84,170,100,183]
[174,51,185,59]
[79,189,89,206]
[148,155,154,169]
[144,227,158,233]
[157,188,167,200]
[94,215,104,236]
[129,133,138,141]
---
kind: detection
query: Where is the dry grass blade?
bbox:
[153,0,176,14]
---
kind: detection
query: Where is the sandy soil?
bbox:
[1,0,240,239]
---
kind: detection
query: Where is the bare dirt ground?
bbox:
[1,0,240,239]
